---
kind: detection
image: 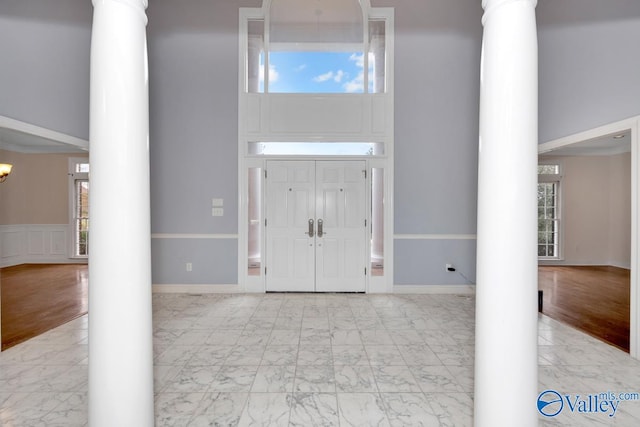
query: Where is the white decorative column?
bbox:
[89,0,154,426]
[475,0,538,426]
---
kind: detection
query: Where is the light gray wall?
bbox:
[537,0,640,142]
[5,1,638,286]
[147,0,258,284]
[0,0,91,139]
[377,0,482,285]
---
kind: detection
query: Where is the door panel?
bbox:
[266,161,315,291]
[315,161,366,292]
[266,160,366,292]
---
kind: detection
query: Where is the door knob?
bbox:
[317,219,324,237]
[307,219,315,237]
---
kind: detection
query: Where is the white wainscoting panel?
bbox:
[0,224,74,267]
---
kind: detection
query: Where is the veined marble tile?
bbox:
[224,345,265,366]
[297,346,333,366]
[205,329,243,346]
[188,392,248,427]
[335,365,377,393]
[218,317,252,330]
[294,366,336,393]
[327,307,354,318]
[410,365,465,393]
[381,393,440,426]
[430,344,474,366]
[332,346,369,366]
[359,330,394,346]
[419,329,458,346]
[186,345,232,367]
[209,365,259,393]
[443,365,474,393]
[268,329,301,346]
[365,345,406,366]
[260,345,298,366]
[371,366,421,393]
[289,393,339,426]
[41,392,87,427]
[301,317,330,330]
[329,317,360,331]
[171,330,212,346]
[300,329,332,346]
[426,392,474,427]
[155,345,200,366]
[0,391,69,424]
[273,315,303,330]
[389,329,424,345]
[154,392,204,427]
[251,365,295,392]
[337,393,390,427]
[237,393,292,427]
[237,331,271,346]
[331,330,363,346]
[164,365,221,393]
[397,344,442,366]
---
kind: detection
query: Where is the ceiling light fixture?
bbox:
[0,163,13,183]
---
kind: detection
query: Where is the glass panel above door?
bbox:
[248,142,384,156]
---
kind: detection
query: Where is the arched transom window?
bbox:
[246,0,387,94]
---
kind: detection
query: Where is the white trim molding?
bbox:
[394,234,477,240]
[0,224,84,267]
[152,284,241,294]
[393,284,476,294]
[151,233,239,239]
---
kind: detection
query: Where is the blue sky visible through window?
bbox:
[260,51,374,93]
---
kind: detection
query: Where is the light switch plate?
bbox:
[212,208,224,217]
[212,198,224,207]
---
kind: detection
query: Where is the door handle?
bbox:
[317,219,324,237]
[307,219,314,237]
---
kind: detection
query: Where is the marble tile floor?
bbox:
[1,293,640,426]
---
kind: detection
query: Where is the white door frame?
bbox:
[538,115,640,359]
[264,159,367,292]
[239,154,393,294]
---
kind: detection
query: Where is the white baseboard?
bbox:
[152,284,242,294]
[393,284,476,294]
[153,284,476,295]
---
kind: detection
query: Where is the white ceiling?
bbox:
[539,129,631,157]
[0,116,88,154]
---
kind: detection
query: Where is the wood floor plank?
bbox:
[538,265,630,351]
[1,264,88,350]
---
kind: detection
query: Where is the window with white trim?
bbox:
[538,163,561,259]
[245,0,387,94]
[69,159,90,258]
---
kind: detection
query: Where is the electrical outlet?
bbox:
[186,262,193,272]
[212,208,224,217]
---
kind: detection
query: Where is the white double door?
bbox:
[266,160,367,292]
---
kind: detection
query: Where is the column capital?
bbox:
[482,0,537,24]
